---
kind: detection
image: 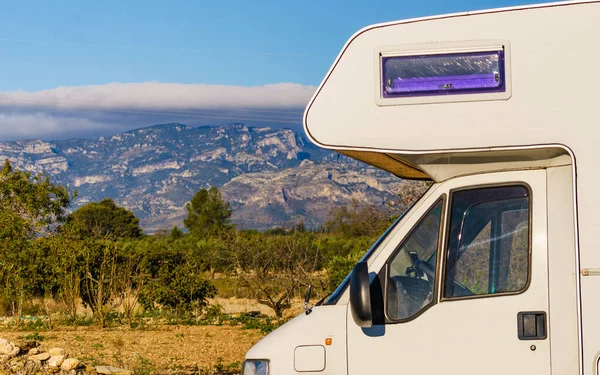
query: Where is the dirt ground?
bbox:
[0,298,307,373]
[0,325,264,372]
[0,297,315,374]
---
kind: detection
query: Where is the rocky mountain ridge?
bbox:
[0,123,407,231]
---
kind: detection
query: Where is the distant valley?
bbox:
[0,123,409,231]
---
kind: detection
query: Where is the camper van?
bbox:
[242,1,600,374]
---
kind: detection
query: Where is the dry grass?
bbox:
[0,325,263,372]
[0,298,311,372]
[0,297,314,373]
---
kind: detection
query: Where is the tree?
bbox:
[225,232,322,318]
[325,199,391,238]
[0,159,73,323]
[35,236,84,324]
[81,240,122,327]
[64,198,143,240]
[170,226,184,239]
[184,187,233,238]
[0,159,72,238]
[294,220,306,233]
[326,253,362,291]
[388,180,433,215]
[136,236,216,313]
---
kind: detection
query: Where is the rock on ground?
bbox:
[29,352,50,361]
[0,337,136,375]
[47,354,65,368]
[62,358,80,371]
[0,339,19,358]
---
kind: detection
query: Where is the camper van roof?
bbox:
[303,0,600,181]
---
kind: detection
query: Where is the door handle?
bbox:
[517,311,547,340]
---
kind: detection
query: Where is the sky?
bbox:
[0,0,558,141]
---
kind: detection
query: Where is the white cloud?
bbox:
[0,82,316,141]
[0,82,316,111]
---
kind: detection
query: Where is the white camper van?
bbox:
[243,1,600,374]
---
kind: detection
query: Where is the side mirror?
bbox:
[349,261,373,328]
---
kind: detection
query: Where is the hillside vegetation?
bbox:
[0,158,429,373]
[0,158,430,321]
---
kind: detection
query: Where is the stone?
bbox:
[29,352,50,361]
[48,348,65,357]
[95,366,134,375]
[28,347,40,355]
[47,355,65,368]
[9,358,24,372]
[0,339,19,358]
[23,359,40,374]
[62,358,80,371]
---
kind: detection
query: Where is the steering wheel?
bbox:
[406,251,435,280]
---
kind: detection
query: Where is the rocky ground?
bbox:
[0,298,304,375]
[0,337,132,375]
[0,325,264,375]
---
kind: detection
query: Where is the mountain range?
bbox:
[0,123,410,231]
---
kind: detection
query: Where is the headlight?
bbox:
[243,359,269,375]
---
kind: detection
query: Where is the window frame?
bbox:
[440,182,533,302]
[383,195,447,323]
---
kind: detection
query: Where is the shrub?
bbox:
[326,253,363,291]
[137,237,216,313]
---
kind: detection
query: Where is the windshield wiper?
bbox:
[315,293,331,306]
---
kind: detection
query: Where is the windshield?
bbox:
[387,200,442,319]
[323,194,425,305]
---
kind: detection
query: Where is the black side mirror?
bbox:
[350,261,373,328]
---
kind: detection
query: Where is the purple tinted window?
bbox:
[382,51,505,98]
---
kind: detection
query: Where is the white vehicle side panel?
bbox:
[245,305,347,375]
[547,165,580,374]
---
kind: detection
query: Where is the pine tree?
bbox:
[184,187,233,238]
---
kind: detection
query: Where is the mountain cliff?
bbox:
[0,123,408,231]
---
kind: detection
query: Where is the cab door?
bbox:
[346,170,550,375]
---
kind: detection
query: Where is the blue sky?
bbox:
[0,0,557,140]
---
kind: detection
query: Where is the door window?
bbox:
[444,185,530,298]
[386,200,443,320]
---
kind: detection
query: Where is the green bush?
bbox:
[326,252,363,291]
[136,237,216,313]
